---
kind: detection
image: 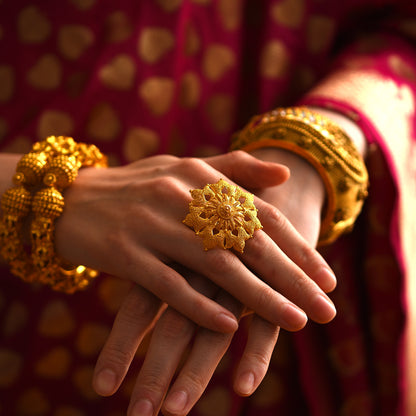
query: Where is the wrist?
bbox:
[231,106,369,245]
[0,137,107,293]
[249,147,324,246]
[250,147,325,209]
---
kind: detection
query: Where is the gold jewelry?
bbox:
[0,150,50,283]
[183,179,262,253]
[0,183,34,282]
[0,136,108,293]
[231,107,369,245]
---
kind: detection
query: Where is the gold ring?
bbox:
[183,179,262,253]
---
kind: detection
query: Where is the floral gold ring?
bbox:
[183,179,262,253]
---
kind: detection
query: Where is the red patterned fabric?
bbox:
[0,1,415,415]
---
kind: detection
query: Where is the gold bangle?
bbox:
[0,150,50,282]
[231,107,369,245]
[0,185,34,282]
[0,136,108,293]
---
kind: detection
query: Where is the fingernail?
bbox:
[321,267,337,292]
[215,312,238,332]
[164,390,188,414]
[238,371,255,395]
[282,303,308,330]
[314,294,337,323]
[95,368,117,396]
[131,399,154,416]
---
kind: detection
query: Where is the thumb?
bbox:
[203,150,289,190]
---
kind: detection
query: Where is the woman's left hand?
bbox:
[94,271,280,416]
[93,148,332,415]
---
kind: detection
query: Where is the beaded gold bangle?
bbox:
[31,138,107,293]
[0,151,49,282]
[0,136,108,293]
[231,107,369,245]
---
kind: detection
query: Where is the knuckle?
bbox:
[101,341,136,370]
[244,350,270,373]
[296,242,317,266]
[119,289,157,325]
[151,176,184,199]
[232,149,249,159]
[139,371,168,395]
[180,369,208,394]
[245,229,268,254]
[254,285,277,314]
[206,250,237,277]
[228,150,249,163]
[268,207,288,231]
[151,268,180,300]
[156,309,194,340]
[180,157,207,173]
[287,268,309,297]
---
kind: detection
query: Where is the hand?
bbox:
[94,272,280,416]
[55,151,336,333]
[93,149,336,415]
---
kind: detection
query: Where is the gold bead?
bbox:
[15,152,49,186]
[32,187,64,218]
[13,172,25,185]
[44,155,79,188]
[1,186,32,217]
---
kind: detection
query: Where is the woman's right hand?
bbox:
[54,151,336,333]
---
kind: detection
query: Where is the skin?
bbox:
[92,108,368,416]
[51,150,336,331]
[0,107,365,415]
[92,147,328,416]
[0,151,336,332]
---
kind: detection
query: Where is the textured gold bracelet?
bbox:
[231,107,369,245]
[0,136,108,293]
[0,151,49,282]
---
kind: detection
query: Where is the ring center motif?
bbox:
[183,179,262,253]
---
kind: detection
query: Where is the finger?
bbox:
[166,229,309,331]
[127,308,197,416]
[127,275,219,416]
[233,315,280,396]
[127,254,239,333]
[242,230,336,325]
[203,150,290,189]
[162,291,244,416]
[117,158,331,331]
[93,285,163,397]
[150,169,334,328]
[255,199,337,293]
